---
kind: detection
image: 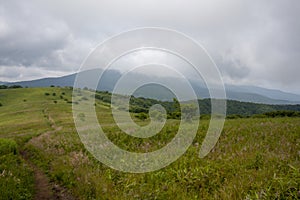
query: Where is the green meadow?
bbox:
[0,87,299,199]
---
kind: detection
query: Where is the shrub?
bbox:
[226,114,243,119]
[81,97,88,101]
[8,85,22,89]
[0,138,18,155]
[52,93,56,96]
[53,100,57,104]
[44,92,50,96]
[0,102,2,107]
[200,114,210,120]
[251,114,267,118]
[129,106,147,113]
[169,111,181,119]
[135,113,148,121]
[76,92,83,96]
[0,85,22,89]
[263,110,300,118]
[0,85,8,89]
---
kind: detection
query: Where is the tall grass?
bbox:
[0,87,299,199]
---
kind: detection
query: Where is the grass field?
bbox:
[0,87,299,199]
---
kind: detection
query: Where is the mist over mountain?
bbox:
[3,69,300,104]
[226,85,300,103]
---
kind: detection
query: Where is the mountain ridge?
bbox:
[2,69,300,105]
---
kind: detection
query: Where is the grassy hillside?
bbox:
[0,87,299,199]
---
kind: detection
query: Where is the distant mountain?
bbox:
[226,85,300,102]
[4,69,121,92]
[187,80,300,104]
[2,69,300,104]
[224,90,296,105]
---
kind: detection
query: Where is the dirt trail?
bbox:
[21,109,76,200]
[21,150,75,200]
[33,165,53,200]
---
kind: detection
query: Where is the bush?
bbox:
[0,138,18,155]
[8,85,22,89]
[264,110,300,118]
[169,111,181,119]
[200,114,210,120]
[129,106,147,113]
[0,102,2,107]
[81,97,89,101]
[0,85,8,89]
[52,93,56,96]
[226,114,243,119]
[44,92,50,96]
[251,114,267,118]
[135,113,148,121]
[0,85,22,89]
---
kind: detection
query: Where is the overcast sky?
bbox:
[0,0,299,94]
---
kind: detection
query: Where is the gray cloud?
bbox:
[0,0,299,93]
[0,1,69,67]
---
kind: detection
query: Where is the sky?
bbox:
[0,0,299,94]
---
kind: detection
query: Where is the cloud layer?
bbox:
[0,0,299,93]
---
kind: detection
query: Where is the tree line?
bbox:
[93,91,300,120]
[0,85,23,89]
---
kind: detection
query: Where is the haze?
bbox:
[0,0,299,94]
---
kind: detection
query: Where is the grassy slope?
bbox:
[0,87,299,199]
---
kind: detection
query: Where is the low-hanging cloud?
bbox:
[0,0,299,93]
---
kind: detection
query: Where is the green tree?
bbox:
[135,112,148,121]
[181,103,198,122]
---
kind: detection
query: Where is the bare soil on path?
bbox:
[20,109,76,200]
